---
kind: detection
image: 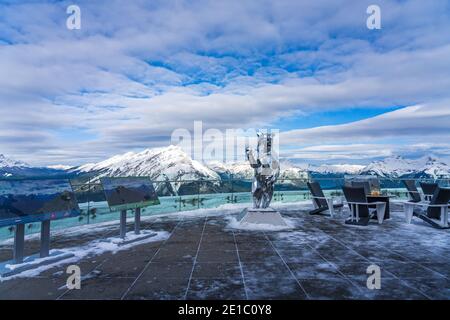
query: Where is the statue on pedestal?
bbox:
[246,132,280,209]
[237,131,287,228]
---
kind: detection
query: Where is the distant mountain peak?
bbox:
[310,164,365,175]
[0,154,29,168]
[361,155,450,178]
[72,145,220,183]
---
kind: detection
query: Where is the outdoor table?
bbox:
[367,195,391,220]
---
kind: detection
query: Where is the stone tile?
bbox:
[60,277,135,300]
[350,278,429,300]
[238,248,280,263]
[401,278,450,300]
[245,277,307,300]
[192,262,242,279]
[383,262,447,280]
[318,245,369,260]
[140,261,194,280]
[186,278,246,300]
[419,263,450,279]
[299,277,361,300]
[275,248,327,264]
[335,262,397,279]
[287,262,341,280]
[124,277,190,300]
[151,247,196,263]
[241,260,291,280]
[197,249,238,263]
[0,277,65,300]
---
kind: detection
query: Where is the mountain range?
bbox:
[0,154,66,178]
[1,148,450,185]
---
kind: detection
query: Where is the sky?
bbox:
[1,0,450,166]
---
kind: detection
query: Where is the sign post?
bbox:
[135,208,141,234]
[0,179,80,277]
[100,177,160,241]
[13,224,25,264]
[120,210,127,239]
[40,220,51,258]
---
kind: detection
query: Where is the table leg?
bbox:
[404,203,414,224]
[326,199,334,217]
[376,203,386,224]
[441,206,448,228]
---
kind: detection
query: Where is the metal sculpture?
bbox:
[245,132,280,209]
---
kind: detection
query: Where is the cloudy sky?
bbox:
[1,0,450,166]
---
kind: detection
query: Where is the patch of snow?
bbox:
[46,164,73,170]
[71,145,221,193]
[361,155,450,178]
[225,215,295,231]
[0,230,169,281]
[206,160,308,180]
[0,154,29,168]
[311,164,365,175]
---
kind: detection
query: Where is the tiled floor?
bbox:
[0,203,449,300]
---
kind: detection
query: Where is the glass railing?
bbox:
[1,175,449,240]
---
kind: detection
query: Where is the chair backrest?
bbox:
[420,182,438,196]
[342,186,367,203]
[351,181,371,195]
[342,186,370,217]
[307,181,328,208]
[403,180,421,202]
[427,187,450,219]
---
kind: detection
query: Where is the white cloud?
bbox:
[1,0,450,165]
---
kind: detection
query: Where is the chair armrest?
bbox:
[346,201,385,206]
[403,201,448,208]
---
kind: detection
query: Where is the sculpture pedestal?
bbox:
[237,207,288,227]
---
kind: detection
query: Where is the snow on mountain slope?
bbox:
[310,164,364,175]
[72,145,221,183]
[418,157,450,178]
[361,156,450,178]
[206,160,309,180]
[0,154,65,177]
[278,161,309,180]
[0,154,29,168]
[361,156,417,177]
[47,164,74,170]
[206,161,254,179]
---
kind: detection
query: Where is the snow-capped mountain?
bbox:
[0,154,29,168]
[0,154,66,177]
[206,161,254,179]
[360,156,450,178]
[310,164,365,175]
[206,160,309,180]
[73,145,219,180]
[71,145,221,194]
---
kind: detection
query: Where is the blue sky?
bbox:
[1,0,450,166]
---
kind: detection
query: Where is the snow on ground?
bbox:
[225,215,296,231]
[0,201,311,245]
[0,230,169,281]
